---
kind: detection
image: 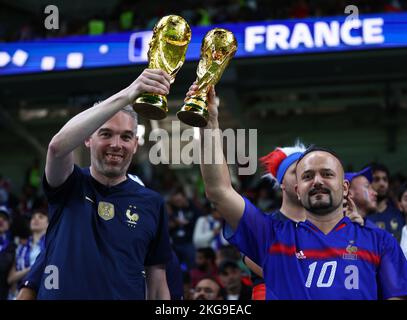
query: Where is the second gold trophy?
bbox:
[177,28,237,127]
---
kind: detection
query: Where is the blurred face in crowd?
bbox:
[399,190,407,214]
[195,252,212,271]
[183,281,192,300]
[215,246,240,267]
[85,111,138,180]
[219,266,241,293]
[30,212,49,233]
[193,279,222,300]
[371,170,389,200]
[281,161,301,205]
[296,151,348,216]
[211,209,222,220]
[0,214,9,234]
[349,176,377,215]
[170,192,188,208]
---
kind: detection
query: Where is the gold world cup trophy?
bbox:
[177,28,237,127]
[133,15,191,120]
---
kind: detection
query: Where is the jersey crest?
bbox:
[98,201,115,221]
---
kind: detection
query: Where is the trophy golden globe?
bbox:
[133,15,191,120]
[177,28,237,127]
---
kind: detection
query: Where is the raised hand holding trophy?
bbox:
[133,15,191,120]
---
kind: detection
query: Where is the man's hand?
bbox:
[125,69,171,104]
[344,196,364,226]
[16,287,37,300]
[185,84,219,128]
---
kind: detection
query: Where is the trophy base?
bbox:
[177,97,209,127]
[133,93,168,120]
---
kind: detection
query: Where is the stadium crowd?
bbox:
[1,0,406,302]
[0,157,406,299]
[0,0,405,42]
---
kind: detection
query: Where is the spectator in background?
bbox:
[88,16,105,35]
[215,245,249,273]
[193,205,228,250]
[7,210,48,299]
[367,163,405,242]
[18,184,39,217]
[119,5,134,31]
[182,271,192,300]
[254,181,277,212]
[289,0,310,18]
[384,0,402,12]
[192,277,224,300]
[215,244,240,266]
[190,247,218,288]
[398,182,407,258]
[168,188,201,269]
[218,260,252,300]
[243,143,307,300]
[0,206,15,300]
[345,167,378,226]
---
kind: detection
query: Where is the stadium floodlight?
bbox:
[99,44,109,54]
[66,52,83,69]
[12,49,29,67]
[0,52,11,67]
[41,56,56,71]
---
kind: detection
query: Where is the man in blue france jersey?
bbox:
[242,143,307,299]
[32,69,173,299]
[242,145,365,300]
[186,83,407,300]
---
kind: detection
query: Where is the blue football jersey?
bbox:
[37,166,171,299]
[367,201,405,242]
[225,197,407,300]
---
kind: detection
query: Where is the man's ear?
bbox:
[133,136,139,155]
[84,137,91,148]
[343,179,350,198]
[295,184,300,201]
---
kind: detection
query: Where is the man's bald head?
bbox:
[296,146,345,176]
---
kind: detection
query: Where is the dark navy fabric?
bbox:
[37,166,171,299]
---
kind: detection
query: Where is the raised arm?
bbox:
[145,264,170,300]
[186,85,245,230]
[46,69,171,188]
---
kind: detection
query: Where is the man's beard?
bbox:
[286,189,301,206]
[365,197,378,213]
[197,264,208,272]
[94,154,130,179]
[303,187,337,215]
[376,192,388,203]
